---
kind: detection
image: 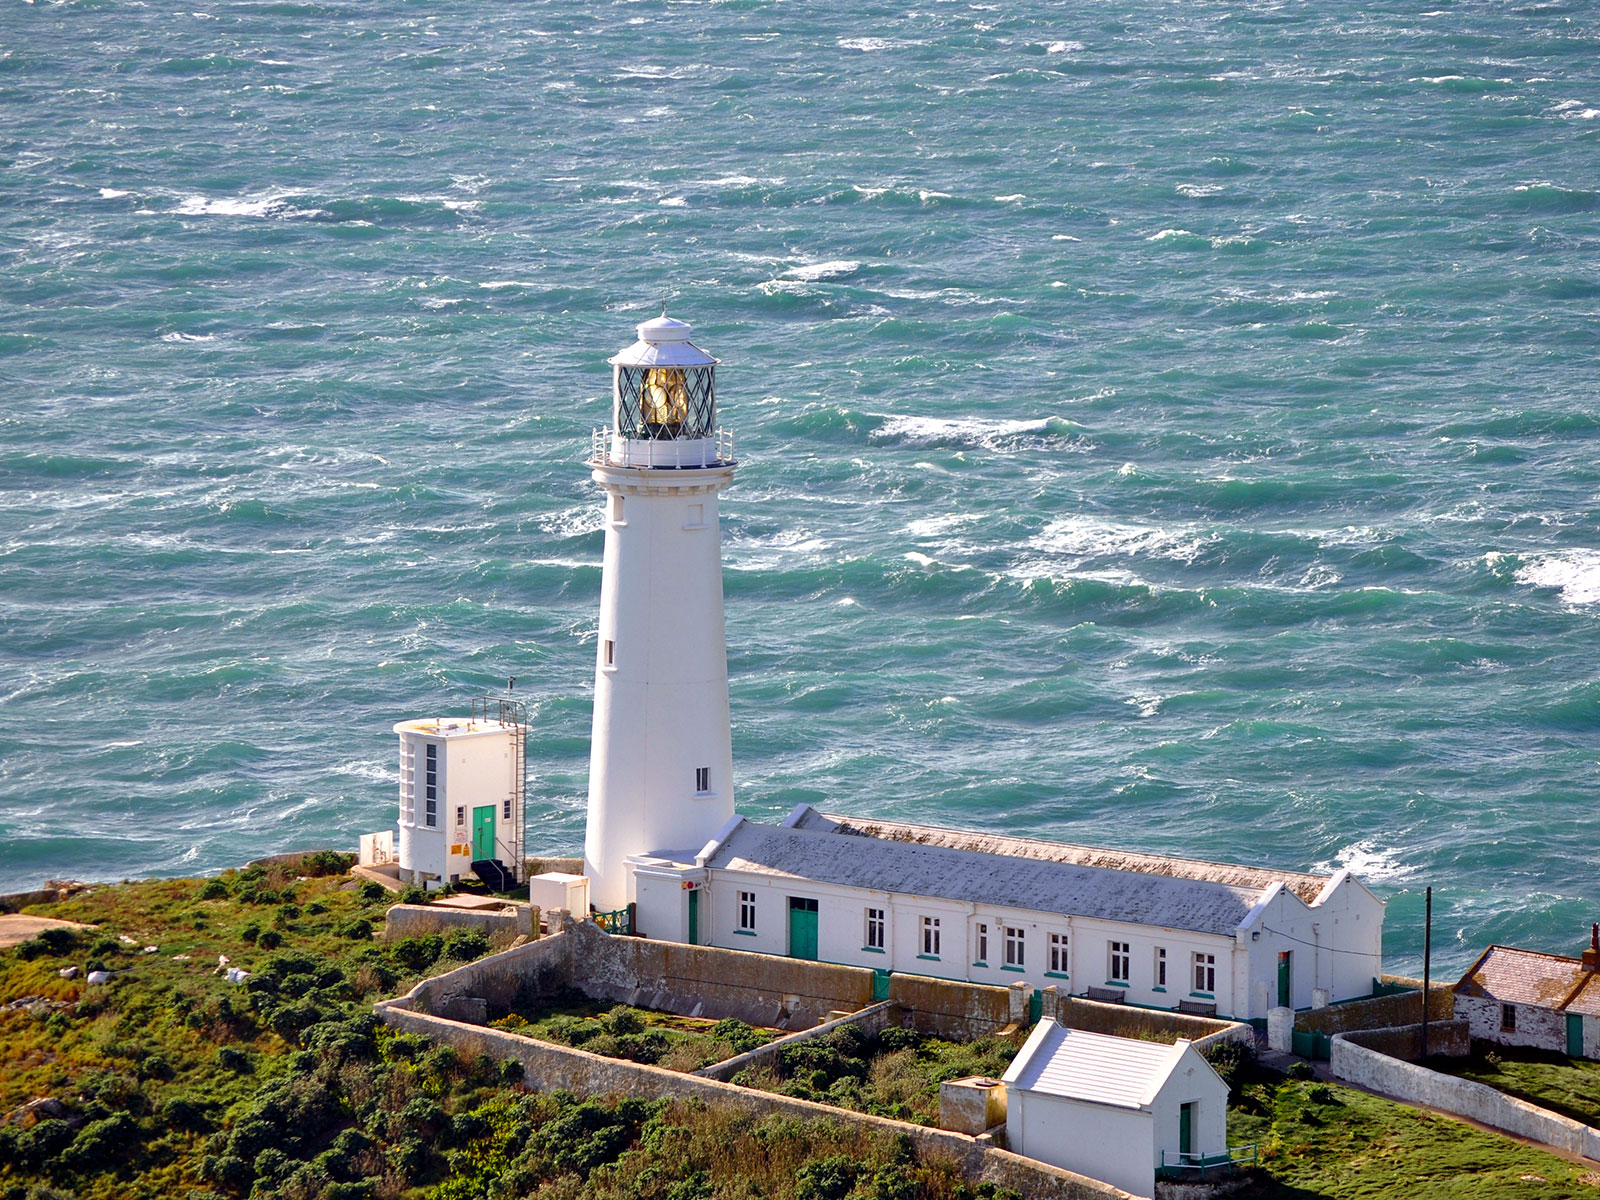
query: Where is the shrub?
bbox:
[15,925,83,960]
[358,880,389,904]
[712,1018,764,1055]
[1287,1060,1316,1081]
[441,928,489,962]
[216,1046,252,1073]
[877,1026,923,1053]
[603,1005,645,1037]
[339,918,373,941]
[257,930,282,950]
[795,1154,858,1200]
[389,936,442,973]
[198,879,229,901]
[302,850,356,877]
[239,923,261,944]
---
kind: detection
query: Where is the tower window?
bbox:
[738,891,756,932]
[610,494,625,524]
[686,502,704,527]
[424,743,439,827]
[1109,941,1130,983]
[455,806,464,827]
[603,639,615,668]
[695,766,710,793]
[503,797,512,820]
[1004,926,1025,968]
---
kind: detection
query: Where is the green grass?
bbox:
[1434,1048,1600,1130]
[492,995,776,1071]
[737,1023,1019,1126]
[1226,1068,1600,1199]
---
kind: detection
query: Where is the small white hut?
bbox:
[1001,1020,1228,1200]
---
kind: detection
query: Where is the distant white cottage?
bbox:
[1452,927,1600,1060]
[1002,1020,1228,1199]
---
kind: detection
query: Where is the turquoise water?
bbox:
[3,0,1599,977]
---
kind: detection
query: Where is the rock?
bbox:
[85,970,111,985]
[224,967,250,985]
[118,934,137,946]
[4,1097,67,1128]
[171,954,191,961]
[57,966,79,979]
[142,945,158,954]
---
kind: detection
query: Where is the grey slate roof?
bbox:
[802,809,1331,904]
[704,820,1272,937]
[1001,1020,1195,1109]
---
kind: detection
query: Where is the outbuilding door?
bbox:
[1569,1013,1584,1058]
[687,890,699,946]
[1277,951,1293,1008]
[788,897,818,960]
[1179,1102,1194,1160]
[472,805,496,861]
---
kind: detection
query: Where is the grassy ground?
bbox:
[492,994,777,1072]
[1432,1047,1600,1130]
[1227,1066,1600,1199]
[735,1023,1018,1126]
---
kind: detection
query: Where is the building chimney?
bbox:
[1583,923,1600,971]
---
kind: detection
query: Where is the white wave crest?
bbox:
[175,192,329,220]
[1315,839,1410,882]
[1044,40,1085,54]
[1029,515,1216,565]
[873,414,1062,448]
[538,505,605,539]
[786,259,861,282]
[1515,548,1600,606]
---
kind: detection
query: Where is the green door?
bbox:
[687,890,699,946]
[788,897,818,960]
[1569,1013,1584,1058]
[1278,951,1293,1008]
[472,805,496,861]
[1178,1102,1194,1160]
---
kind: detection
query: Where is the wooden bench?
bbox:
[1178,999,1218,1018]
[1085,986,1127,1004]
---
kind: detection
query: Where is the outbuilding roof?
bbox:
[800,809,1332,904]
[702,819,1271,937]
[1000,1020,1213,1110]
[1454,945,1600,1013]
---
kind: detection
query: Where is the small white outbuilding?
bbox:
[1001,1020,1228,1200]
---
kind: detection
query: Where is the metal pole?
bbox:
[1421,886,1432,1060]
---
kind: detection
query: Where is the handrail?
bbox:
[590,426,735,470]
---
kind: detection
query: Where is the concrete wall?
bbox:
[383,902,537,942]
[375,1001,1134,1200]
[1049,993,1251,1049]
[1149,1046,1229,1175]
[1331,1024,1600,1163]
[1295,983,1453,1038]
[1009,1086,1154,1199]
[1339,1020,1470,1062]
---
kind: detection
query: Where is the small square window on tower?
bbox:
[610,494,625,524]
[603,639,615,668]
[695,766,710,793]
[686,502,704,527]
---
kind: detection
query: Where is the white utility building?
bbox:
[1002,1020,1229,1199]
[582,315,738,912]
[393,700,526,891]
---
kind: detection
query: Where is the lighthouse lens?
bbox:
[641,368,689,433]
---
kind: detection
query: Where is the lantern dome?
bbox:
[608,316,719,369]
[604,313,721,447]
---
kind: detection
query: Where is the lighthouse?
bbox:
[582,315,737,911]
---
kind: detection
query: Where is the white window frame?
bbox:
[975,922,989,964]
[1155,947,1167,988]
[423,743,439,827]
[737,890,756,932]
[1004,926,1025,968]
[695,766,711,794]
[1048,932,1069,976]
[921,916,941,958]
[1109,941,1130,983]
[1193,952,1216,995]
[864,907,885,950]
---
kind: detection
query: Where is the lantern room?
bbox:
[608,315,719,441]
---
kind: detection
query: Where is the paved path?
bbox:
[0,914,90,950]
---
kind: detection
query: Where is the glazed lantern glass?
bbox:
[609,316,719,441]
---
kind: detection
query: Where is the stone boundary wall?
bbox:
[1296,983,1454,1038]
[384,902,537,942]
[527,857,583,876]
[1049,992,1251,1049]
[373,1002,1132,1200]
[1340,1020,1470,1062]
[1331,1025,1600,1163]
[887,973,1012,1039]
[695,1000,899,1082]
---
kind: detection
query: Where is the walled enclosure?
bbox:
[384,902,537,942]
[1330,1023,1600,1163]
[1294,978,1454,1038]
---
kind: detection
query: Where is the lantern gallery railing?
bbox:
[591,426,735,470]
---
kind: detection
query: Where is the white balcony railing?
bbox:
[590,426,735,469]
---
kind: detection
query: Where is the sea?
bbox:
[3,0,1599,979]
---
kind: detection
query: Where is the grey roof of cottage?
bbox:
[801,809,1332,905]
[1000,1020,1198,1110]
[704,820,1271,937]
[1454,945,1600,1012]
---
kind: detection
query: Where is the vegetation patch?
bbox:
[492,993,775,1071]
[1432,1046,1600,1130]
[735,1023,1017,1126]
[1225,1060,1600,1199]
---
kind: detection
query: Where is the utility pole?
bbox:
[1420,886,1432,1060]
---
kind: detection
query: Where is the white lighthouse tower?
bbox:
[583,315,737,912]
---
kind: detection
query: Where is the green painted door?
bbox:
[788,897,818,960]
[472,805,496,861]
[1179,1102,1194,1160]
[1277,951,1292,1008]
[1569,1012,1584,1058]
[687,890,699,946]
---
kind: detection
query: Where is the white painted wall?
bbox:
[1456,994,1568,1053]
[396,723,518,889]
[1147,1046,1229,1169]
[1585,1014,1600,1060]
[1008,1088,1156,1199]
[585,463,736,911]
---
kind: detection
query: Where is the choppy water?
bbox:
[4,0,1600,977]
